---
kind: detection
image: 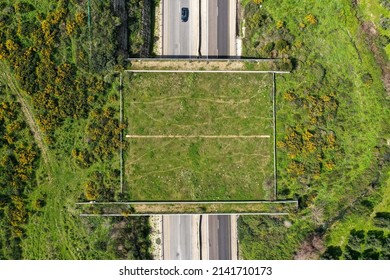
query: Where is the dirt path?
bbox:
[361,21,390,95]
[129,60,244,71]
[126,134,271,139]
[1,62,52,179]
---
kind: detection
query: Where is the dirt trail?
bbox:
[130,60,246,71]
[1,63,52,179]
[361,22,390,95]
[126,134,271,139]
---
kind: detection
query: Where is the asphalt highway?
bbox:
[203,0,230,56]
[216,0,229,56]
[163,215,196,260]
[207,0,218,56]
[163,0,231,57]
[209,215,232,260]
[163,0,196,56]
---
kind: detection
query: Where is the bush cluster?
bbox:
[322,229,390,260]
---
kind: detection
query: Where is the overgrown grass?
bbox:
[77,201,298,215]
[20,74,126,259]
[124,73,273,135]
[0,0,150,259]
[19,107,115,258]
[358,0,390,57]
[123,73,275,201]
[22,160,115,259]
[239,215,304,260]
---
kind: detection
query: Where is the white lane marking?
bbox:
[189,215,193,259]
[177,216,181,259]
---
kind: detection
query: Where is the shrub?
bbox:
[321,245,342,260]
[362,248,380,260]
[275,39,288,51]
[305,14,317,25]
[380,0,390,10]
[347,229,365,251]
[75,12,86,26]
[262,41,274,54]
[283,91,296,101]
[366,230,385,249]
[360,199,375,211]
[324,160,335,171]
[287,161,305,175]
[380,17,390,30]
[361,73,373,86]
[276,20,284,29]
[373,212,390,229]
[85,181,98,201]
[377,35,390,48]
[343,245,361,260]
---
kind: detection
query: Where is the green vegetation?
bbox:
[77,201,297,215]
[127,0,157,56]
[239,216,303,260]
[0,0,152,259]
[108,216,152,259]
[239,0,390,259]
[125,73,272,135]
[129,59,293,72]
[123,73,274,200]
[0,80,39,259]
[322,229,390,260]
[359,0,390,58]
[1,0,389,260]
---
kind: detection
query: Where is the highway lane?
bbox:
[163,215,199,260]
[207,0,230,57]
[163,0,198,56]
[217,0,229,56]
[208,216,218,259]
[172,215,191,259]
[207,0,218,56]
[163,0,232,57]
[209,215,232,260]
[179,0,190,55]
[217,215,232,260]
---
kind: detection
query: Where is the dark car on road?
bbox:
[181,7,189,22]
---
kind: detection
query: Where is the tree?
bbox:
[343,245,361,260]
[321,246,342,260]
[373,212,390,229]
[85,181,98,201]
[347,229,365,251]
[366,230,385,249]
